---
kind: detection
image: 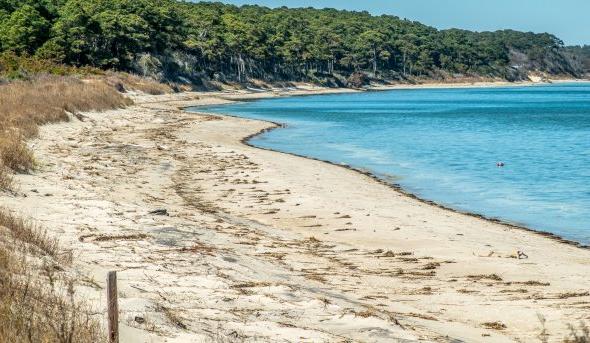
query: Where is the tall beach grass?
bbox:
[0,207,105,342]
[0,68,150,341]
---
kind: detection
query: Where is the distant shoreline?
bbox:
[208,78,590,104]
[366,77,590,91]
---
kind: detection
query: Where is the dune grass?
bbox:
[0,73,142,341]
[0,166,12,191]
[0,133,35,173]
[0,75,133,183]
[104,72,175,95]
[0,208,59,258]
[564,323,590,343]
[0,208,104,342]
[0,75,133,138]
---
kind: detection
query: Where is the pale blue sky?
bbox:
[210,0,589,45]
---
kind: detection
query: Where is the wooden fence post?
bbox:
[107,271,119,343]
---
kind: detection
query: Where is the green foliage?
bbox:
[0,0,582,82]
[0,5,49,54]
[0,52,100,80]
[565,45,590,73]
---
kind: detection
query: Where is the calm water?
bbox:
[194,83,590,244]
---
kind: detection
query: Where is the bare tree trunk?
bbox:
[403,51,407,75]
[373,47,377,76]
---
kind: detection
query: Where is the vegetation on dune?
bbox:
[0,63,143,343]
[0,208,105,342]
[0,68,147,342]
[0,0,585,87]
[0,75,133,183]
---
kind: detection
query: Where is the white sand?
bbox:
[1,84,589,342]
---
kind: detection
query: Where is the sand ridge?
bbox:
[1,86,589,342]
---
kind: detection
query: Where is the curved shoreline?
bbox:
[186,91,589,251]
[242,123,590,250]
[3,88,587,342]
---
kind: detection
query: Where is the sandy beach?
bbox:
[2,84,589,342]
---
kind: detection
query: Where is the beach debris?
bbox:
[149,208,169,216]
[422,262,441,270]
[504,280,550,286]
[482,321,507,330]
[467,274,503,281]
[457,289,478,294]
[507,250,529,259]
[113,82,126,93]
[93,234,150,242]
[557,291,590,299]
[223,256,237,263]
[473,251,496,257]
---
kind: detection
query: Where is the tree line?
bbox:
[0,0,584,85]
[565,45,590,73]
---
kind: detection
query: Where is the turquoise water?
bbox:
[194,83,590,245]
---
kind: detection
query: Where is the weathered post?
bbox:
[107,271,119,343]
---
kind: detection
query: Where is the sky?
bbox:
[211,0,589,46]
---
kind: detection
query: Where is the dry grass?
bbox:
[0,133,35,173]
[0,208,59,257]
[0,75,132,138]
[0,74,137,341]
[0,74,133,189]
[564,323,590,343]
[0,208,104,342]
[0,166,12,191]
[104,72,174,95]
[157,304,187,330]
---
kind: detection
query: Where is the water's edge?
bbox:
[184,98,590,251]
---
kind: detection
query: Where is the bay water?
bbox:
[194,83,590,245]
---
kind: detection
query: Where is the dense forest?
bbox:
[565,45,590,73]
[0,0,586,87]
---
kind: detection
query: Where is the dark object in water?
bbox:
[496,162,505,167]
[149,209,169,216]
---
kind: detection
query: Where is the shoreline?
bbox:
[207,78,589,103]
[177,90,590,341]
[1,85,588,342]
[239,122,590,250]
[187,82,590,251]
